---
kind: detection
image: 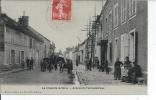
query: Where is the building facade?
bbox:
[0,13,52,69]
[78,42,86,64]
[64,47,75,62]
[95,0,147,72]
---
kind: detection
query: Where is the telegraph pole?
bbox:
[90,3,97,68]
[0,0,1,14]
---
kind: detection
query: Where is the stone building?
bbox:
[72,41,86,65]
[95,0,147,72]
[64,47,75,61]
[0,13,52,69]
[78,41,86,64]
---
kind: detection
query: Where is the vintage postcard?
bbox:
[0,0,147,94]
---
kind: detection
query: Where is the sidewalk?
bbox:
[0,66,28,76]
[74,64,129,85]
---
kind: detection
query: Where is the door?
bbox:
[121,33,129,61]
[114,39,119,61]
[100,40,108,64]
[21,51,24,63]
[11,50,15,64]
[36,51,39,68]
[129,31,136,61]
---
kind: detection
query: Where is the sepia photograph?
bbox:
[0,0,147,95]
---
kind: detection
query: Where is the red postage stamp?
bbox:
[52,0,71,20]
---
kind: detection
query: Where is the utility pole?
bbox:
[81,19,91,60]
[81,3,99,68]
[0,0,1,14]
[90,3,97,68]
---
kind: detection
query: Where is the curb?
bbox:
[0,68,28,75]
[73,72,80,85]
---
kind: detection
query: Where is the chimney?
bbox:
[18,11,29,27]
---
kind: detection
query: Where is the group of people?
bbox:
[40,55,73,74]
[114,56,143,84]
[85,58,110,74]
[84,56,143,84]
[26,57,34,70]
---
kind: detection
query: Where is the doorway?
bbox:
[100,40,108,65]
[11,50,15,64]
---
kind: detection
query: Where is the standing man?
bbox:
[21,59,25,69]
[30,57,34,70]
[114,58,123,80]
[40,59,44,72]
[54,56,57,71]
[76,59,79,66]
[100,60,104,72]
[85,58,88,71]
[88,58,92,71]
[26,57,30,70]
[105,60,109,74]
[70,60,73,73]
[48,58,53,72]
[96,58,99,69]
[59,60,63,73]
[68,60,73,74]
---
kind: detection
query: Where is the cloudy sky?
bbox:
[1,0,105,52]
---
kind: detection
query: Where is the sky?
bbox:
[1,0,105,52]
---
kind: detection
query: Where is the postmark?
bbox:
[52,0,72,20]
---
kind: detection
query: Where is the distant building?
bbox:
[64,47,74,61]
[78,41,86,64]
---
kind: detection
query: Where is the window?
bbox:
[10,50,15,64]
[121,0,127,23]
[20,33,25,41]
[7,28,15,43]
[114,3,119,28]
[24,35,26,41]
[108,11,112,32]
[30,38,32,48]
[0,25,3,32]
[129,30,136,61]
[114,38,119,60]
[5,49,10,65]
[110,42,113,63]
[18,51,20,64]
[44,45,47,57]
[20,51,25,64]
[129,0,137,18]
[33,40,36,49]
[120,31,136,61]
[121,34,129,61]
[105,18,108,33]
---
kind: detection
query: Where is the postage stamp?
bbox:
[52,0,71,20]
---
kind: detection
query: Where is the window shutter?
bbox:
[135,31,138,63]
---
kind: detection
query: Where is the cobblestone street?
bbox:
[0,67,74,85]
[0,64,145,86]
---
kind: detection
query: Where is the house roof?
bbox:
[27,26,50,42]
[0,13,43,42]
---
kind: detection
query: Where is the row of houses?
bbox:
[74,0,147,73]
[0,13,55,69]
